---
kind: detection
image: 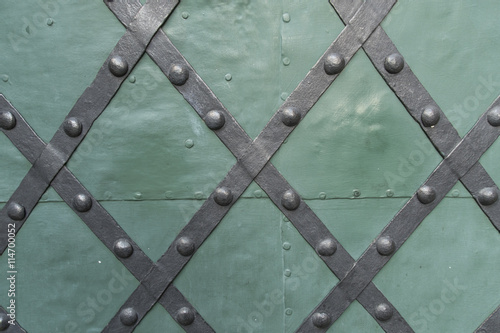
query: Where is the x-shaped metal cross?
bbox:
[1,0,500,332]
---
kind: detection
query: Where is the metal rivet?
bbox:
[283,242,291,250]
[0,111,16,130]
[181,11,190,19]
[63,117,82,137]
[375,303,393,321]
[214,187,233,206]
[478,187,498,206]
[452,189,460,197]
[129,75,136,84]
[253,190,263,198]
[353,189,361,197]
[281,189,300,210]
[386,189,394,197]
[7,202,25,221]
[109,55,129,77]
[312,312,331,328]
[168,64,189,86]
[204,110,225,130]
[284,269,291,277]
[282,57,291,66]
[114,239,134,258]
[133,192,142,200]
[119,307,138,326]
[376,236,395,256]
[316,239,337,256]
[225,73,232,81]
[324,53,345,75]
[417,185,436,204]
[282,13,290,23]
[176,307,195,326]
[46,18,54,26]
[176,237,195,256]
[281,107,301,127]
[185,139,194,149]
[280,92,288,101]
[0,312,10,331]
[319,192,327,200]
[285,308,293,316]
[384,53,404,74]
[1,75,9,82]
[487,107,500,127]
[73,193,92,212]
[421,105,440,127]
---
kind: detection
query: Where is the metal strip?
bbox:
[330,0,500,231]
[0,95,214,332]
[0,0,180,253]
[104,1,405,332]
[0,306,26,332]
[297,97,500,331]
[475,305,500,333]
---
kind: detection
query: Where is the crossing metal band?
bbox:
[0,0,499,332]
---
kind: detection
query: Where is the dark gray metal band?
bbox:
[104,1,409,332]
[475,305,500,333]
[331,0,500,231]
[0,96,214,333]
[0,306,26,332]
[298,97,500,331]
[0,0,179,253]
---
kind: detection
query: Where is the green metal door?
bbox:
[1,0,500,332]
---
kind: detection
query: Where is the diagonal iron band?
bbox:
[0,0,179,253]
[0,96,214,332]
[109,1,412,331]
[475,305,500,333]
[103,0,400,331]
[331,0,500,231]
[298,96,500,331]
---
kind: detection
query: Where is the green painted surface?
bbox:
[0,0,499,332]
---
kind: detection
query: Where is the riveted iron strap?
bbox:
[0,96,214,333]
[0,306,26,332]
[298,97,500,331]
[330,0,500,231]
[0,0,179,253]
[475,305,500,333]
[103,1,400,331]
[115,0,413,328]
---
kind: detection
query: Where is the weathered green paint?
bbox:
[1,0,500,332]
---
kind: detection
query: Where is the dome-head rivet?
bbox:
[109,55,129,77]
[281,189,300,211]
[0,312,10,331]
[376,236,395,256]
[421,105,441,127]
[384,53,405,74]
[176,307,195,326]
[119,307,138,326]
[204,110,225,130]
[168,64,189,86]
[63,117,82,137]
[375,303,393,321]
[0,111,16,130]
[478,187,498,206]
[214,187,233,206]
[324,53,345,75]
[281,107,301,127]
[7,202,25,221]
[312,312,331,328]
[417,185,436,204]
[176,237,195,256]
[316,238,337,256]
[73,193,92,212]
[487,107,500,127]
[114,239,134,258]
